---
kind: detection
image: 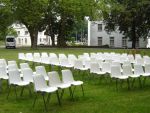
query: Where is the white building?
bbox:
[12,23,52,47]
[88,21,147,48]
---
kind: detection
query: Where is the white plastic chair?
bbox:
[18,53,25,60]
[22,68,34,83]
[7,70,31,99]
[0,66,8,80]
[60,58,73,68]
[20,63,30,70]
[74,60,88,71]
[26,53,33,62]
[102,62,111,73]
[111,66,129,90]
[35,66,49,80]
[48,71,72,98]
[33,75,60,111]
[62,69,84,97]
[90,63,106,75]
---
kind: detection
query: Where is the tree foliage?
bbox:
[102,0,150,48]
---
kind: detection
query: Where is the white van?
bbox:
[5,36,16,48]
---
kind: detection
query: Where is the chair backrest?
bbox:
[49,53,57,58]
[48,71,61,87]
[97,59,103,68]
[22,68,33,83]
[0,66,8,78]
[90,63,100,73]
[111,66,122,77]
[60,58,69,66]
[26,53,33,61]
[84,60,91,69]
[122,65,133,76]
[8,64,18,71]
[102,62,111,73]
[134,64,144,75]
[18,53,25,60]
[136,58,144,65]
[41,56,50,64]
[0,59,7,67]
[8,60,17,66]
[50,57,60,65]
[144,64,150,73]
[74,60,83,69]
[35,66,48,79]
[62,70,74,83]
[59,54,67,60]
[33,53,40,57]
[8,70,22,84]
[41,52,48,57]
[33,74,47,91]
[20,63,30,70]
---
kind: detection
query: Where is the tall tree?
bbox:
[102,0,150,48]
[0,0,13,40]
[10,0,49,48]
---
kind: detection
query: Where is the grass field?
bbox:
[0,48,150,113]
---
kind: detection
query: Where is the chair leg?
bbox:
[42,93,47,111]
[81,85,84,96]
[14,86,17,99]
[33,93,38,108]
[56,90,61,106]
[143,77,146,86]
[7,85,11,99]
[72,86,76,97]
[131,78,135,88]
[139,77,142,88]
[127,78,130,90]
[28,85,32,96]
[46,93,51,105]
[69,87,73,99]
[60,89,64,99]
[116,79,118,91]
[20,86,24,96]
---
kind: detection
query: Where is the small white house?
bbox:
[88,21,147,48]
[12,23,52,47]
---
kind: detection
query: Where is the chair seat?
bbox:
[0,76,8,80]
[96,71,106,75]
[80,68,88,71]
[117,76,128,79]
[72,81,83,86]
[130,74,140,78]
[143,73,150,77]
[40,87,58,93]
[57,83,71,89]
[15,81,30,86]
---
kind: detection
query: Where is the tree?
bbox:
[102,0,150,48]
[44,0,98,47]
[0,0,13,40]
[10,0,49,48]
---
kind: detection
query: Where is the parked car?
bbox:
[5,36,16,49]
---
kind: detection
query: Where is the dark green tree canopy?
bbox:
[103,0,150,48]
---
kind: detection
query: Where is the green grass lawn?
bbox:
[0,48,150,113]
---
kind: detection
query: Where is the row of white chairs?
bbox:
[0,65,84,111]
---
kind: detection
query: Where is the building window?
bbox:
[18,38,21,44]
[25,31,28,35]
[98,37,102,46]
[25,38,27,44]
[136,38,139,48]
[17,31,20,35]
[40,38,42,42]
[110,37,114,47]
[122,37,127,47]
[98,24,102,32]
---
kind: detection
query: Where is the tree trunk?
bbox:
[51,34,55,46]
[131,21,136,49]
[57,14,67,47]
[29,28,38,49]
